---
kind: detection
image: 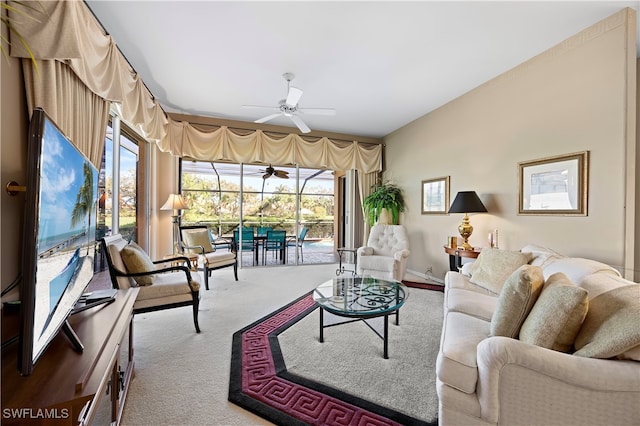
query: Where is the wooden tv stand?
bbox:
[2,287,138,425]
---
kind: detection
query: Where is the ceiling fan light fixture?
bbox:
[243,72,335,134]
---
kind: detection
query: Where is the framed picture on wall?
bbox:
[518,151,589,216]
[421,176,450,214]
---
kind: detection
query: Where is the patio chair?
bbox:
[179,225,238,290]
[263,229,286,264]
[101,234,201,332]
[256,226,272,237]
[287,227,308,263]
[233,228,257,265]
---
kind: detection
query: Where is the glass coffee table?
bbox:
[313,276,408,359]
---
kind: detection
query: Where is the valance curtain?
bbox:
[160,121,383,173]
[9,0,167,148]
[21,59,110,167]
[9,0,382,173]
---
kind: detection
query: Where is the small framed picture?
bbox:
[421,176,450,214]
[518,151,589,216]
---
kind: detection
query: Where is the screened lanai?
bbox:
[179,160,340,267]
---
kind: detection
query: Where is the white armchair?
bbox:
[356,224,410,281]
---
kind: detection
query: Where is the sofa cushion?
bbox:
[445,271,497,296]
[520,244,564,269]
[120,242,156,286]
[519,272,588,352]
[437,311,491,394]
[578,272,634,299]
[469,249,533,294]
[618,344,640,361]
[490,265,544,338]
[574,284,640,358]
[540,257,621,282]
[445,288,497,322]
[183,229,214,254]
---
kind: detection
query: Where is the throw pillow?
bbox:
[121,242,156,286]
[183,229,214,254]
[519,272,588,352]
[573,284,640,358]
[490,265,544,338]
[469,249,533,294]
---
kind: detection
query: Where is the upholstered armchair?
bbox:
[102,234,201,332]
[179,225,238,290]
[356,224,410,281]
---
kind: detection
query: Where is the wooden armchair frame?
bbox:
[101,235,201,333]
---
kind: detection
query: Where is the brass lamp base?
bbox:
[458,213,474,250]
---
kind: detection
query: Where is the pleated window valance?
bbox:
[9,0,382,173]
[160,121,382,173]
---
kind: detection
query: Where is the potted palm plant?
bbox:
[362,181,406,226]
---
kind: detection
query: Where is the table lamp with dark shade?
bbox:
[161,194,189,254]
[449,191,487,251]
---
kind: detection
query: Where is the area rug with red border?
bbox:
[228,289,438,426]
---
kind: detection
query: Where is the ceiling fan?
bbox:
[242,73,336,133]
[261,165,289,180]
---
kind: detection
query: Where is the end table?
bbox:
[443,245,481,271]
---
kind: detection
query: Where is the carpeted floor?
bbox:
[119,265,443,425]
[228,283,442,425]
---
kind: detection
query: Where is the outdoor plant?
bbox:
[1,1,44,71]
[362,181,406,226]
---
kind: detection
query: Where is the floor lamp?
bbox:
[449,191,487,251]
[161,194,189,255]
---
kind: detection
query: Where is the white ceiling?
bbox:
[86,1,640,139]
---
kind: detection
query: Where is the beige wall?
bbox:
[1,53,28,299]
[637,57,640,281]
[384,9,637,281]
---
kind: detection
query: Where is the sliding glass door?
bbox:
[180,161,336,266]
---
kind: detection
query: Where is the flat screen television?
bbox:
[18,108,99,376]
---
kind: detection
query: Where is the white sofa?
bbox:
[436,245,640,425]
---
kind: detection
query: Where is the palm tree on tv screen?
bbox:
[71,162,95,254]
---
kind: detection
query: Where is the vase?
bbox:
[377,208,392,225]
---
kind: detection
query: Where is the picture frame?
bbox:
[518,151,589,216]
[421,176,450,214]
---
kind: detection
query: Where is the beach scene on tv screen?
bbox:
[32,118,98,359]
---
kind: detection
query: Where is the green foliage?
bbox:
[362,181,406,226]
[1,1,46,73]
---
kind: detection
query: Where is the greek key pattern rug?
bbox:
[229,291,432,426]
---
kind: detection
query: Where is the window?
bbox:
[180,161,336,265]
[99,117,148,248]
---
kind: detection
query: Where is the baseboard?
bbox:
[406,268,445,285]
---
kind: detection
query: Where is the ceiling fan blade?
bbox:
[285,86,303,107]
[255,113,282,124]
[262,172,272,179]
[242,105,280,111]
[298,107,336,116]
[290,115,311,133]
[274,170,289,179]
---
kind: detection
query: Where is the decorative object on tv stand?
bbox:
[362,181,406,226]
[161,193,189,255]
[448,191,487,251]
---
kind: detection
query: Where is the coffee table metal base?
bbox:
[318,308,400,359]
